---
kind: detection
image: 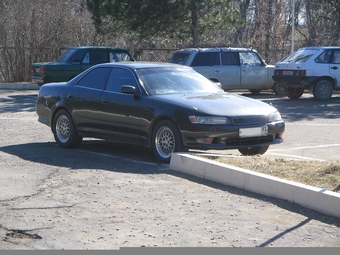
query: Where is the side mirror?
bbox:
[120,85,139,95]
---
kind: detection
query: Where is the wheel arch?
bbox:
[313,76,336,90]
[148,116,182,149]
[50,106,73,132]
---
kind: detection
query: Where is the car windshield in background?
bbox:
[56,48,78,62]
[281,49,319,63]
[137,67,223,95]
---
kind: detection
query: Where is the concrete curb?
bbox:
[170,153,340,219]
[0,83,39,90]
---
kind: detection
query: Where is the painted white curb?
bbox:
[170,153,340,219]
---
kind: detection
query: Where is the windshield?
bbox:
[280,49,319,63]
[57,48,78,62]
[137,67,223,95]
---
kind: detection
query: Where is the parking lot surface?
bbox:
[0,89,340,249]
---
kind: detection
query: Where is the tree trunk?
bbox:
[190,4,200,47]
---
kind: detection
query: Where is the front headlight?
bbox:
[189,116,231,125]
[268,111,282,122]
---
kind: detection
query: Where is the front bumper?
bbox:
[181,121,285,150]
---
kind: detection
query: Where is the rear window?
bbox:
[169,52,190,65]
[280,49,319,63]
[56,48,78,62]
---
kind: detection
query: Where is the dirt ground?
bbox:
[0,90,340,249]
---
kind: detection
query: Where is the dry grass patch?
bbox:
[202,156,340,193]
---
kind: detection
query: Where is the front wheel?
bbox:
[152,120,183,163]
[238,145,269,156]
[285,87,304,100]
[313,80,333,101]
[53,110,83,148]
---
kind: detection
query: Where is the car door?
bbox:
[239,52,267,89]
[329,50,340,87]
[191,52,220,82]
[66,67,111,134]
[100,67,143,143]
[214,52,241,90]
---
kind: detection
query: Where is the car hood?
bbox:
[155,92,277,116]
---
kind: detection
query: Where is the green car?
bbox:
[30,46,135,86]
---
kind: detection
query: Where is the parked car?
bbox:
[169,47,279,94]
[35,62,285,163]
[272,46,340,100]
[30,46,135,86]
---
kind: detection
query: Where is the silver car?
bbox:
[169,47,278,94]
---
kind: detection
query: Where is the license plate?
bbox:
[283,71,294,75]
[239,126,268,138]
[35,68,41,73]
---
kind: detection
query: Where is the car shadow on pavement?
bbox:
[0,140,164,174]
[1,140,340,247]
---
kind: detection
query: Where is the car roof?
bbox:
[297,46,340,50]
[94,61,192,69]
[173,47,258,53]
[68,46,130,51]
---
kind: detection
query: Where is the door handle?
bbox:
[331,66,339,70]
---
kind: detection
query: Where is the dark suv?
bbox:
[30,46,135,86]
[169,47,277,94]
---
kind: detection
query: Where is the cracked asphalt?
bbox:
[0,89,340,249]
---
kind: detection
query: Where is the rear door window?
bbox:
[221,52,239,66]
[76,67,112,90]
[191,52,220,66]
[82,51,109,65]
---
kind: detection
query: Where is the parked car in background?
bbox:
[30,46,135,86]
[169,47,280,94]
[273,46,340,100]
[35,62,285,163]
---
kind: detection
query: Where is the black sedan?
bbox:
[36,62,285,163]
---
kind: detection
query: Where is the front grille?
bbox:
[231,116,267,125]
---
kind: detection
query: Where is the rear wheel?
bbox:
[238,145,269,156]
[272,82,285,96]
[53,110,83,148]
[313,80,333,101]
[285,87,304,100]
[152,120,183,163]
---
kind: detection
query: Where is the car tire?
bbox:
[313,80,333,101]
[152,120,183,163]
[272,82,285,96]
[53,110,83,148]
[284,87,304,100]
[238,145,269,156]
